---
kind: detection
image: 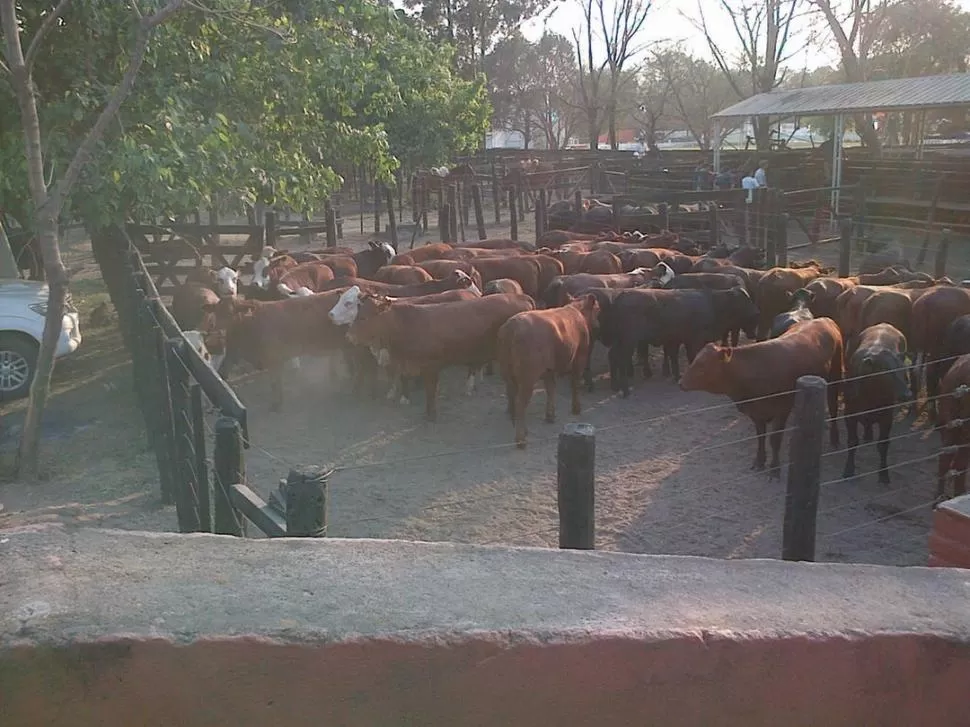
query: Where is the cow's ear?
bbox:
[719,347,733,363]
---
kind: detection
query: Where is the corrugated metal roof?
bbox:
[712,73,970,119]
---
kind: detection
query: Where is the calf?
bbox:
[756,265,827,339]
[842,324,912,483]
[911,286,970,418]
[805,277,856,319]
[371,265,433,286]
[202,291,350,411]
[344,293,535,420]
[183,330,224,373]
[171,283,220,331]
[769,288,815,339]
[680,318,843,478]
[391,242,453,264]
[938,314,970,383]
[469,257,541,299]
[417,259,484,291]
[937,354,970,499]
[497,295,599,447]
[317,269,479,301]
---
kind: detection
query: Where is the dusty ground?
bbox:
[0,204,963,567]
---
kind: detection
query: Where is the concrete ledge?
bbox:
[3,525,970,726]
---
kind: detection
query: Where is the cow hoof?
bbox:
[830,434,840,447]
[545,414,555,424]
[516,440,527,449]
[878,471,891,485]
[571,406,581,416]
[842,467,856,480]
[768,467,781,480]
[751,461,766,472]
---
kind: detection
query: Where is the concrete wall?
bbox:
[3,525,970,727]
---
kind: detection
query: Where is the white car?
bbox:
[0,279,82,401]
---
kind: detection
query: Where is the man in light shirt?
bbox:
[754,159,768,187]
[740,171,761,246]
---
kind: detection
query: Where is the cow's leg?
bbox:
[637,340,651,379]
[767,416,788,479]
[571,358,585,415]
[543,372,557,423]
[484,361,494,376]
[399,374,412,406]
[505,378,517,420]
[876,414,893,484]
[584,347,595,392]
[863,422,874,443]
[514,378,534,448]
[423,370,440,421]
[610,343,633,397]
[752,420,767,471]
[907,352,920,411]
[269,364,284,412]
[731,328,740,346]
[827,372,841,447]
[842,412,859,479]
[664,343,680,380]
[927,357,942,421]
[938,431,954,501]
[464,366,477,396]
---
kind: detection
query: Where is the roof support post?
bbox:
[713,120,722,173]
[830,114,845,218]
[917,109,927,160]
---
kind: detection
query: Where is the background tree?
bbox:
[597,0,652,149]
[571,0,609,149]
[693,0,804,149]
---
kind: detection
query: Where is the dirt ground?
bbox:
[1,206,963,567]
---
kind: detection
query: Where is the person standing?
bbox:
[754,159,768,187]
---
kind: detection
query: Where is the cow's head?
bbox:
[453,269,481,295]
[786,287,815,308]
[651,262,676,287]
[369,239,397,260]
[213,266,239,297]
[566,293,600,328]
[858,349,913,402]
[680,343,733,395]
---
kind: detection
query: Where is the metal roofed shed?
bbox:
[709,73,970,214]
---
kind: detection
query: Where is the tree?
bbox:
[653,49,741,149]
[2,0,188,479]
[571,0,609,149]
[598,0,652,149]
[530,32,581,149]
[809,0,891,149]
[633,60,672,151]
[404,0,552,79]
[692,0,804,149]
[486,33,540,148]
[0,0,489,478]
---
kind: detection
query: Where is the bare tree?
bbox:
[571,0,609,149]
[810,0,891,149]
[691,0,804,149]
[1,0,186,478]
[633,60,672,152]
[598,0,652,149]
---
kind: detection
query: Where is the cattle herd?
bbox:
[168,224,970,502]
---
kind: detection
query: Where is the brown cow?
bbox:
[680,317,843,477]
[911,286,970,418]
[842,324,912,483]
[756,265,828,340]
[533,253,566,298]
[937,354,970,499]
[202,291,351,411]
[371,265,434,286]
[417,259,484,291]
[344,293,535,420]
[497,295,600,447]
[317,255,358,278]
[454,237,534,251]
[315,269,479,299]
[469,256,541,299]
[550,248,622,275]
[542,270,649,308]
[391,243,454,264]
[805,277,857,319]
[276,262,336,297]
[171,283,220,331]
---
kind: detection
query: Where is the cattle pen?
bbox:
[83,193,970,567]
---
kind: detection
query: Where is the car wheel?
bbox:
[0,334,38,402]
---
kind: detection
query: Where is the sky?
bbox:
[519,0,970,73]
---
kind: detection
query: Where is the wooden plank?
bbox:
[230,484,287,537]
[177,330,248,443]
[127,224,261,236]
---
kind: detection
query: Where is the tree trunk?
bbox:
[588,115,599,150]
[18,217,69,480]
[755,118,771,150]
[855,113,881,152]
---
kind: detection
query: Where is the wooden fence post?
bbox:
[285,466,330,537]
[438,204,451,243]
[374,180,382,234]
[384,185,398,249]
[139,302,175,504]
[838,217,852,278]
[776,210,789,267]
[535,188,547,241]
[509,188,518,241]
[658,202,669,232]
[456,184,466,242]
[491,162,502,223]
[782,375,826,562]
[166,338,202,533]
[264,211,277,251]
[325,205,338,249]
[518,185,526,221]
[935,228,951,280]
[213,416,246,537]
[708,203,720,249]
[574,189,584,225]
[558,422,595,550]
[447,185,459,243]
[765,190,778,268]
[472,185,487,240]
[421,187,429,232]
[190,382,212,533]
